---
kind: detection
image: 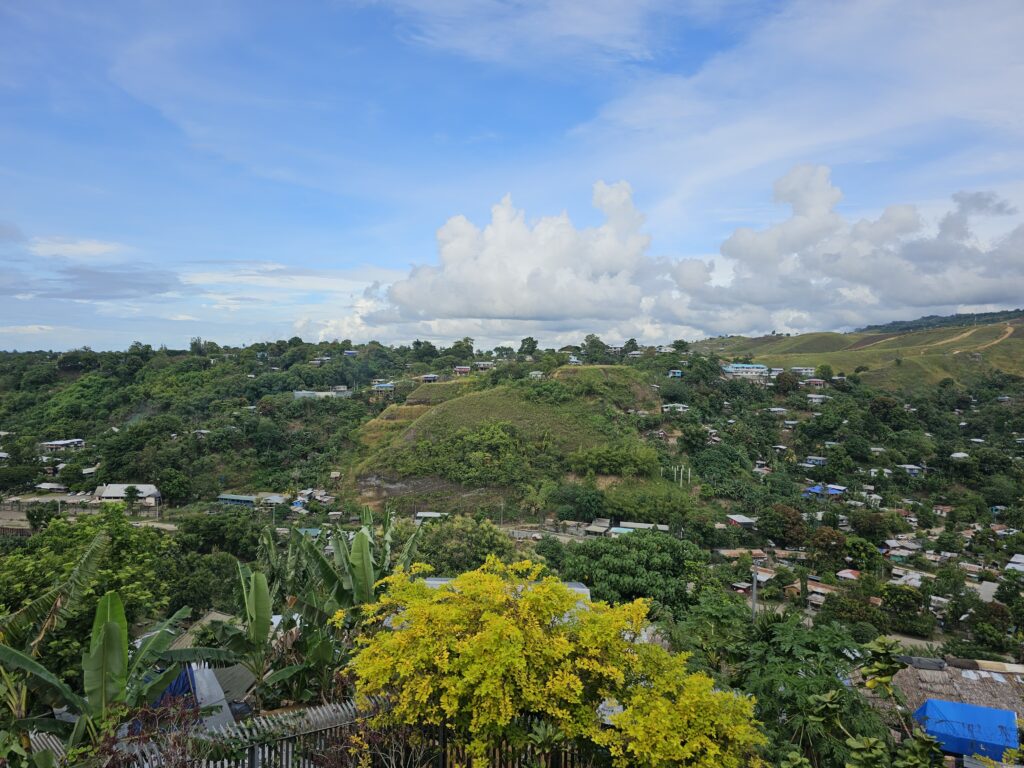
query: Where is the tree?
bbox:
[25,501,59,532]
[352,559,766,766]
[581,334,609,363]
[158,469,191,505]
[775,371,801,395]
[0,508,174,685]
[810,527,847,571]
[557,532,708,618]
[122,485,140,514]
[815,364,834,381]
[756,504,808,548]
[518,337,539,356]
[415,516,514,576]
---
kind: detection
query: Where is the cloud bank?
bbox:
[316,165,1024,346]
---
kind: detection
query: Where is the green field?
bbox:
[693,320,1024,391]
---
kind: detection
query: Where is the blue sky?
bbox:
[2,0,1023,350]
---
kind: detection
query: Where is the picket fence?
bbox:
[30,701,590,768]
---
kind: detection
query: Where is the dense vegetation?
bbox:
[1,327,1023,767]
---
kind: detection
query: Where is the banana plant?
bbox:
[266,506,423,624]
[0,591,203,747]
[0,532,109,754]
[207,562,303,711]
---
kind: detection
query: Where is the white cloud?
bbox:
[0,324,54,334]
[364,0,749,65]
[315,167,1024,345]
[28,237,127,260]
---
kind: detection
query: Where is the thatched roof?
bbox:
[890,657,1024,721]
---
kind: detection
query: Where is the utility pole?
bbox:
[751,562,759,621]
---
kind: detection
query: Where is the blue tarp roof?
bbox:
[802,485,844,498]
[914,698,1019,760]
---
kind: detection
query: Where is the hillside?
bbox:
[357,365,661,503]
[693,318,1024,391]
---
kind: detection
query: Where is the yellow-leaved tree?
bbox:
[350,558,766,767]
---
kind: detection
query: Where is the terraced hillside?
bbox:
[693,319,1024,390]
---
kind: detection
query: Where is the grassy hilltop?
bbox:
[692,317,1024,391]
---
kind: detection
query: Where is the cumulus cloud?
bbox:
[382,181,654,323]
[322,166,1024,345]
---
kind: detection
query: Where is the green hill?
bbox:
[693,319,1024,391]
[357,366,660,491]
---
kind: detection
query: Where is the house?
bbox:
[216,493,257,508]
[1005,554,1024,574]
[293,390,346,400]
[869,446,886,455]
[528,370,544,379]
[804,455,828,467]
[0,452,9,462]
[721,363,769,380]
[342,349,358,357]
[783,579,841,608]
[453,366,472,375]
[661,403,689,413]
[869,467,893,478]
[790,367,816,378]
[96,483,162,507]
[40,438,85,453]
[421,373,439,382]
[567,355,582,366]
[897,464,923,477]
[474,361,495,370]
[371,381,396,392]
[806,393,829,405]
[803,378,827,389]
[836,568,861,581]
[950,452,970,460]
[35,482,68,493]
[619,521,670,533]
[716,548,768,560]
[585,518,612,536]
[667,369,683,378]
[768,407,787,415]
[258,493,288,506]
[626,350,644,359]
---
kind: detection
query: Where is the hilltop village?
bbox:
[1,322,1022,767]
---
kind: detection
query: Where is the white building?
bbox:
[94,483,162,507]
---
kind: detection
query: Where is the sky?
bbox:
[1,0,1024,351]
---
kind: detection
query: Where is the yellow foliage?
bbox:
[350,557,765,766]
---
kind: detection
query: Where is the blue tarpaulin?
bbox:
[913,698,1019,760]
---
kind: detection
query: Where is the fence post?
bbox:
[437,723,448,768]
[247,743,257,768]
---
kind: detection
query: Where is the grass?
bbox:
[357,365,656,479]
[398,386,623,452]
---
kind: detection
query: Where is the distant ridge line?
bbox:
[856,308,1024,334]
